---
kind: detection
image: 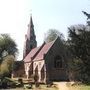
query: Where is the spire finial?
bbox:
[30,9,32,17]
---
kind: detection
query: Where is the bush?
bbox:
[17,78,24,87]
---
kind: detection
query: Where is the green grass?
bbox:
[69,85,90,90]
[2,79,90,90]
[23,84,58,90]
[6,84,90,90]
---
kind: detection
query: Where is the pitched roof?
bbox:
[24,46,40,63]
[33,40,55,61]
[24,38,57,62]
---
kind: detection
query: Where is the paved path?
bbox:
[54,82,69,90]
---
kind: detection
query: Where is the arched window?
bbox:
[54,55,62,68]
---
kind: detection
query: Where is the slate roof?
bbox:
[24,40,55,62]
[33,41,55,61]
[24,46,40,62]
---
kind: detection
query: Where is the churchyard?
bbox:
[0,2,90,89]
[0,77,90,90]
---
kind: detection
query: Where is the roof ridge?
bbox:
[33,40,57,61]
[31,42,46,60]
[42,37,60,57]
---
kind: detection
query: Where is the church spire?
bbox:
[27,15,34,40]
[30,15,33,26]
[23,15,37,59]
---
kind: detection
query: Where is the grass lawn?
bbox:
[54,82,90,90]
[6,84,90,90]
[69,85,90,90]
[24,84,90,90]
[12,83,90,90]
[24,84,58,90]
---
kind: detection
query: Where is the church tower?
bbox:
[23,15,37,58]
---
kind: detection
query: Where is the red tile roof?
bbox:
[33,41,55,61]
[24,46,40,62]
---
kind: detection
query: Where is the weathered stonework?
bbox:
[23,15,69,83]
[23,16,37,59]
[24,38,69,83]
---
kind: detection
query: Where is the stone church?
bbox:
[22,16,68,83]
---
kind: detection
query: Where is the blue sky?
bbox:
[31,0,89,44]
[0,0,89,60]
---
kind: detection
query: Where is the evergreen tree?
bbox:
[68,24,90,82]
